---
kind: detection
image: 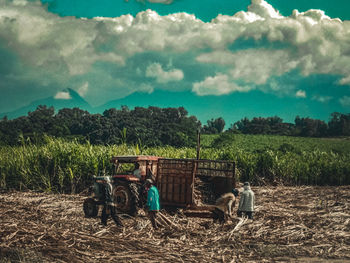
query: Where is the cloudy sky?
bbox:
[0,0,349,123]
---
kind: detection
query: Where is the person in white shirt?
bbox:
[133,163,141,179]
[237,182,255,220]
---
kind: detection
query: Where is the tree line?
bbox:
[0,106,199,147]
[229,113,350,137]
[0,106,349,147]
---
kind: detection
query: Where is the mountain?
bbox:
[96,89,332,125]
[95,90,199,112]
[94,90,218,122]
[1,88,332,125]
[95,90,293,125]
[0,88,92,119]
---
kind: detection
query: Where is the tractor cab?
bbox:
[111,155,160,183]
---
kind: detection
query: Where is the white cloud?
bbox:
[0,0,350,105]
[139,83,154,93]
[78,82,89,97]
[145,63,184,83]
[247,0,282,19]
[12,0,27,6]
[197,49,298,85]
[312,95,332,103]
[54,91,72,100]
[339,96,350,107]
[1,0,350,81]
[296,90,306,98]
[0,1,124,76]
[125,0,174,4]
[147,0,173,3]
[339,76,350,85]
[192,74,253,96]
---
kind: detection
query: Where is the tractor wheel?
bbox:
[112,182,139,216]
[129,183,140,209]
[83,198,98,217]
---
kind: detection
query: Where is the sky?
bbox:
[0,0,350,124]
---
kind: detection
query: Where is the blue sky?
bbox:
[0,0,349,124]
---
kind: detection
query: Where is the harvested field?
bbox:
[1,186,350,263]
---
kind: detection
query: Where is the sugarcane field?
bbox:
[1,134,350,262]
[1,185,350,263]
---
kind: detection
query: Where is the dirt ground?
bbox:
[1,186,350,263]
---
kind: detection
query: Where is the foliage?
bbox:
[1,135,349,193]
[230,116,293,135]
[328,112,350,136]
[201,117,225,134]
[1,106,349,148]
[0,106,199,147]
[210,132,235,148]
[294,116,328,137]
[230,114,350,137]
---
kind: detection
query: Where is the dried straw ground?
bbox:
[1,186,350,263]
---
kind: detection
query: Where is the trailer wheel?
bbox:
[113,182,139,216]
[83,198,98,217]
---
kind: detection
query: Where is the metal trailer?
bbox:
[157,158,235,207]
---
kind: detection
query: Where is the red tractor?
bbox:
[83,156,160,217]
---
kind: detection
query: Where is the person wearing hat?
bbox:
[237,182,255,220]
[145,179,160,229]
[101,177,124,227]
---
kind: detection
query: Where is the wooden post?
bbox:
[196,129,201,160]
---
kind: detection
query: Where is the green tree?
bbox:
[202,117,225,134]
[294,116,328,137]
[328,112,350,136]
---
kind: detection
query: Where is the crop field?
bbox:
[1,186,350,262]
[0,135,350,262]
[1,135,350,193]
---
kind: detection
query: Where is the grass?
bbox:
[202,133,350,154]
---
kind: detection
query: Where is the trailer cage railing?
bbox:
[156,158,235,208]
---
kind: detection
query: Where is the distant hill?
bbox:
[0,88,333,125]
[94,90,230,123]
[0,89,92,119]
[95,90,200,112]
[0,89,214,121]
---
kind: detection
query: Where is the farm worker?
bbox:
[145,162,155,181]
[101,177,124,227]
[145,179,160,229]
[237,182,255,220]
[213,192,236,223]
[232,188,239,198]
[133,163,141,179]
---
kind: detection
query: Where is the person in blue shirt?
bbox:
[145,179,160,229]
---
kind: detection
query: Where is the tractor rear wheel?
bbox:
[83,198,98,217]
[112,182,139,216]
